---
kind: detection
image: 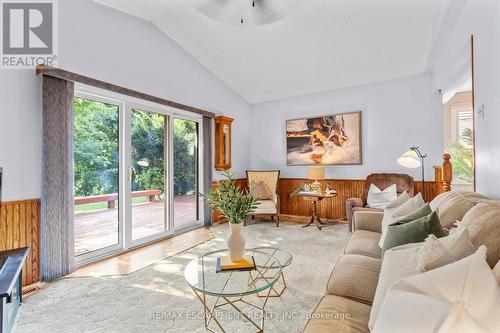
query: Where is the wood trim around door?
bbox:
[36,65,215,118]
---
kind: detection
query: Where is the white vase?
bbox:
[227,222,245,261]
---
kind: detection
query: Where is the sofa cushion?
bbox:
[458,200,500,267]
[304,295,370,333]
[344,230,381,259]
[430,191,489,229]
[326,254,381,304]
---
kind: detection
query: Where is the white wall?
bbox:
[0,0,250,201]
[430,0,500,198]
[250,74,443,181]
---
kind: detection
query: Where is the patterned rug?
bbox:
[15,221,349,333]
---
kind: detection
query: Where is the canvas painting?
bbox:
[286,111,362,165]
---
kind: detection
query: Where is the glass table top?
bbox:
[252,247,292,269]
[184,249,282,297]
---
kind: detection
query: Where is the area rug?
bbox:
[15,221,350,333]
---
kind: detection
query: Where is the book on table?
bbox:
[216,255,256,273]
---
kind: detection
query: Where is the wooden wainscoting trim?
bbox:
[211,178,441,223]
[0,199,40,286]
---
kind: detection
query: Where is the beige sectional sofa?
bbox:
[304,191,500,333]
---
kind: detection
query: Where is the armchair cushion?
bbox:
[252,200,278,215]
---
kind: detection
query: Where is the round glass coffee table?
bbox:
[184,249,282,333]
[250,247,292,297]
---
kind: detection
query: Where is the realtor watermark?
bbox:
[150,310,351,321]
[0,0,58,69]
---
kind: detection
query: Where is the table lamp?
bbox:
[308,166,325,193]
[397,146,427,201]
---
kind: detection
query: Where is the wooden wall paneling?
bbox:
[211,178,442,223]
[0,199,40,286]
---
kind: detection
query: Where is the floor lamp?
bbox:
[397,146,427,201]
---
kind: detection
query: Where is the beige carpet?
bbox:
[15,221,349,333]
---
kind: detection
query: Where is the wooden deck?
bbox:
[74,195,198,256]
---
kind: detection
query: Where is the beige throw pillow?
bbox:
[250,181,273,200]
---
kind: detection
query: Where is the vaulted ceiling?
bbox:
[95,0,444,103]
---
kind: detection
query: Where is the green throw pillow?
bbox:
[382,210,448,254]
[396,203,432,224]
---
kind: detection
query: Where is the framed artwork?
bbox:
[286,111,362,165]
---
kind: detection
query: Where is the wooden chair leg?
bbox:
[271,215,274,221]
[252,215,255,220]
[244,216,247,226]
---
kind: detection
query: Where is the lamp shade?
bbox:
[308,166,325,180]
[397,149,421,168]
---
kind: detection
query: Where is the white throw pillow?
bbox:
[373,246,500,333]
[436,226,475,260]
[378,192,425,248]
[366,184,397,209]
[369,227,477,331]
[369,243,422,330]
[416,235,455,272]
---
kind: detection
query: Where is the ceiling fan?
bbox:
[191,0,307,26]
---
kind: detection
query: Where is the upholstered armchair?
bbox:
[346,173,414,232]
[245,170,280,227]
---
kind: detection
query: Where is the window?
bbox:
[443,91,474,191]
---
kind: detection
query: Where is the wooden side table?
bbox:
[297,192,337,230]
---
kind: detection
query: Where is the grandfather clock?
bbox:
[214,116,233,170]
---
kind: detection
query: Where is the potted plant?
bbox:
[204,170,259,261]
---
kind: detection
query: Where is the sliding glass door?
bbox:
[130,108,169,242]
[73,96,122,259]
[73,89,203,265]
[173,118,200,230]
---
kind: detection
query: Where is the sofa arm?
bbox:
[352,211,384,233]
[346,197,365,232]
